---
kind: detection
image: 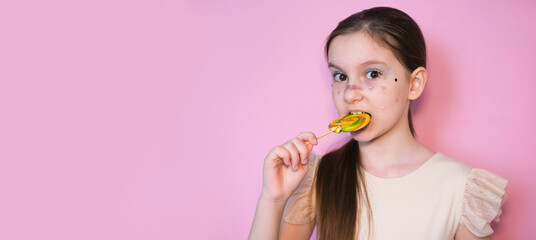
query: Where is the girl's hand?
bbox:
[261,132,318,202]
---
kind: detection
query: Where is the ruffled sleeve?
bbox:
[460,168,508,237]
[282,151,321,224]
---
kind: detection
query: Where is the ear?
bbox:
[408,67,427,100]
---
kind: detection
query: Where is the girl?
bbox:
[249,7,507,240]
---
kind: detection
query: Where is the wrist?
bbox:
[259,192,289,207]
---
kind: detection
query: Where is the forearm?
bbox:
[249,195,288,240]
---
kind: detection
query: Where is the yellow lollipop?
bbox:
[314,112,371,141]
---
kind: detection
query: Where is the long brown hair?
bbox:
[315,7,426,239]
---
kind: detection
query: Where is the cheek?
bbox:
[376,83,403,110]
[332,87,344,107]
[332,86,342,97]
[388,77,407,103]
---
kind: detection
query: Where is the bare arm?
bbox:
[454,225,491,240]
[249,197,315,240]
[249,132,318,240]
[249,195,287,240]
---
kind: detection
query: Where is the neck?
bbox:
[358,114,433,178]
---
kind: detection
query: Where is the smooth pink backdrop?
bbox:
[1,0,534,239]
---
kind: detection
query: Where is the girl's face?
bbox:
[328,31,413,143]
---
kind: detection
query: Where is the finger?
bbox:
[286,142,301,171]
[283,142,300,171]
[290,138,310,165]
[296,132,319,146]
[274,146,291,167]
[306,143,314,153]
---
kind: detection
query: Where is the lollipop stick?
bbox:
[316,131,333,140]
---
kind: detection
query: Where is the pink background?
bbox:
[0,0,534,239]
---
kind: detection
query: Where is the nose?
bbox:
[345,84,365,103]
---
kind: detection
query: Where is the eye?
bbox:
[333,73,348,82]
[365,70,381,79]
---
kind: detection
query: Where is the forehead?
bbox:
[328,31,398,67]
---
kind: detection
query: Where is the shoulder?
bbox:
[425,153,508,237]
[431,153,508,238]
[425,152,472,183]
[460,166,508,237]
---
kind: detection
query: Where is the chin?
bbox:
[350,131,375,143]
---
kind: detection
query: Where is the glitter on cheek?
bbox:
[369,85,373,90]
[381,106,385,109]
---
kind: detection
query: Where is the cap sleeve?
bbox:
[282,151,321,225]
[460,168,508,237]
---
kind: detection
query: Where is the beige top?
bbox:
[283,152,508,239]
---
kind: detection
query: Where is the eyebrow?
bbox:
[328,60,388,71]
